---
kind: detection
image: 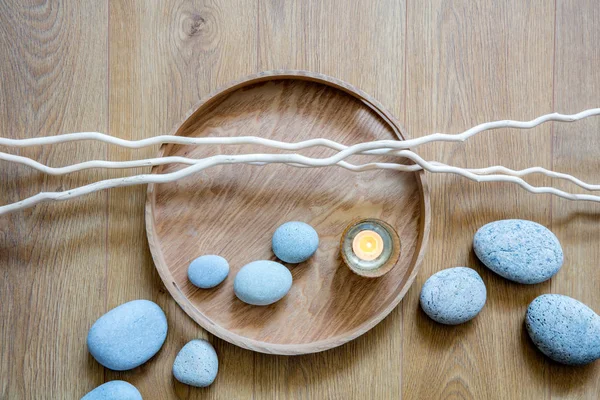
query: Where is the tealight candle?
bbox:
[340,218,401,278]
[352,230,384,261]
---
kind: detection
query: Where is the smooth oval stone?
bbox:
[526,294,600,365]
[272,221,319,263]
[173,339,218,387]
[81,380,142,400]
[420,267,487,325]
[473,219,563,284]
[234,260,292,306]
[87,300,168,371]
[188,255,229,289]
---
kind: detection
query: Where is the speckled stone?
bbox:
[272,221,319,263]
[526,294,600,365]
[172,339,219,387]
[234,260,292,306]
[473,219,563,284]
[188,255,229,289]
[81,380,142,400]
[420,267,487,325]
[87,300,168,371]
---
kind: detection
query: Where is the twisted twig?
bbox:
[2,109,599,151]
[0,149,421,174]
[2,147,600,216]
[1,108,599,215]
[2,149,600,191]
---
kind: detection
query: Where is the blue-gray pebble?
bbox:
[87,300,168,371]
[188,255,229,289]
[272,221,319,263]
[473,219,563,284]
[420,267,487,325]
[526,294,600,365]
[234,260,292,306]
[173,339,218,387]
[81,380,142,400]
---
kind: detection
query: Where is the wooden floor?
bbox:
[1,1,599,398]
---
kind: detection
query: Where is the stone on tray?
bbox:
[272,221,319,263]
[473,219,563,284]
[526,294,600,365]
[173,339,219,387]
[81,380,142,400]
[87,300,168,371]
[234,260,292,306]
[188,255,229,289]
[420,267,487,325]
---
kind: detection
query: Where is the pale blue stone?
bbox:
[473,219,563,284]
[272,221,319,263]
[420,267,487,325]
[87,300,168,371]
[526,294,600,365]
[234,260,292,306]
[172,339,218,387]
[81,380,142,400]
[188,255,229,289]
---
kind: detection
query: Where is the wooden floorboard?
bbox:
[106,1,258,399]
[0,0,599,398]
[550,1,600,398]
[0,1,109,398]
[254,2,405,399]
[403,1,555,399]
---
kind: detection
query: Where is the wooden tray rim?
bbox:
[145,70,431,355]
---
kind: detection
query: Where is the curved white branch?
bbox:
[401,108,600,147]
[1,108,599,152]
[0,150,423,175]
[3,148,600,216]
[1,107,599,215]
[3,150,600,191]
[457,164,600,191]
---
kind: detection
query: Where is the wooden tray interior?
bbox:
[146,76,428,353]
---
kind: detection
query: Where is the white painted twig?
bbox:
[0,150,421,175]
[1,108,599,215]
[3,150,600,191]
[2,108,599,151]
[457,165,600,191]
[3,148,600,216]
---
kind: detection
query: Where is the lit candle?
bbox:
[340,218,401,278]
[352,230,384,261]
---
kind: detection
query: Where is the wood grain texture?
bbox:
[403,2,555,399]
[254,3,407,399]
[0,1,109,398]
[1,0,599,399]
[106,1,258,398]
[550,1,600,398]
[146,72,429,355]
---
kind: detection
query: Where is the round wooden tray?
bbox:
[145,70,430,355]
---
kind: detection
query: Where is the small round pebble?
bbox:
[87,300,168,371]
[473,219,563,284]
[188,255,229,289]
[420,267,487,325]
[272,221,319,263]
[526,294,600,365]
[173,339,219,387]
[82,380,142,400]
[234,260,293,306]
